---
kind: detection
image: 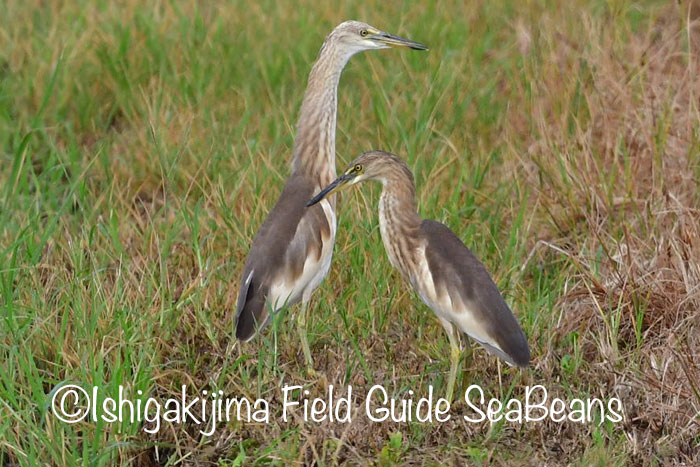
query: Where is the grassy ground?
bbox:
[2,0,699,464]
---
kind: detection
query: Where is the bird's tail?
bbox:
[475,334,530,368]
[235,270,269,341]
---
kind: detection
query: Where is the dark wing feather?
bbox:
[235,174,322,341]
[421,220,530,367]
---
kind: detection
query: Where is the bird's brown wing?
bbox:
[235,174,330,341]
[420,219,530,366]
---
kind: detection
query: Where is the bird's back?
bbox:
[418,219,530,367]
[235,173,335,340]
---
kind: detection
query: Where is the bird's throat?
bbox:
[378,183,422,277]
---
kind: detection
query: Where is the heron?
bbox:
[235,22,427,372]
[307,150,530,399]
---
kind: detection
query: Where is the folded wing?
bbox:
[420,220,530,367]
[235,174,331,341]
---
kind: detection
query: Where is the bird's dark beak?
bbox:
[372,31,428,50]
[306,173,354,207]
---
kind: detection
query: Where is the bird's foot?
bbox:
[303,363,329,390]
[304,363,318,378]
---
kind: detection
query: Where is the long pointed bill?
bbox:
[373,32,428,50]
[306,174,354,207]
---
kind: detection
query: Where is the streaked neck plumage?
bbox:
[291,40,353,187]
[376,165,422,278]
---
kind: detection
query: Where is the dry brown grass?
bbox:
[504,1,700,463]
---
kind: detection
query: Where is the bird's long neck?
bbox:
[291,41,350,187]
[377,167,422,277]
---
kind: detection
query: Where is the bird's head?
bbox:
[325,21,428,55]
[307,150,411,206]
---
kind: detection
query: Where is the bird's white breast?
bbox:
[301,198,336,300]
[267,198,336,310]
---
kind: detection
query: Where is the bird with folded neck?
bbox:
[307,151,530,400]
[235,22,427,371]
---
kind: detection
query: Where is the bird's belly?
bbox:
[411,248,448,318]
[301,198,336,300]
[267,198,336,309]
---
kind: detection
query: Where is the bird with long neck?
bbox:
[235,22,427,372]
[308,151,530,399]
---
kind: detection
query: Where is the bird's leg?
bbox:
[447,341,461,403]
[462,334,474,370]
[439,318,461,402]
[297,300,316,376]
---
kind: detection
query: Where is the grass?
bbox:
[1,0,699,464]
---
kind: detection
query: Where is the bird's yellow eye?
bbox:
[354,164,363,173]
[360,29,368,37]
